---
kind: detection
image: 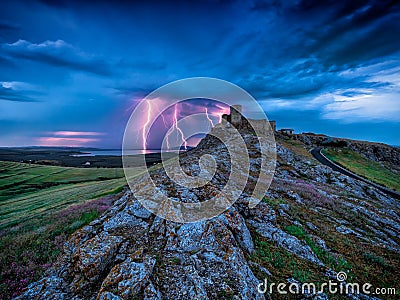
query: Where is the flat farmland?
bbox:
[0,160,147,298]
[0,161,142,230]
[0,161,132,230]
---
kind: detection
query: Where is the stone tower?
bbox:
[230,105,242,125]
[219,104,276,134]
[269,120,276,132]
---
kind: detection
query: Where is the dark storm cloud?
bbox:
[286,0,398,25]
[0,0,399,146]
[245,0,400,70]
[224,0,400,115]
[38,0,236,8]
[237,58,328,99]
[315,20,400,67]
[288,0,400,67]
[240,61,394,101]
[2,39,112,76]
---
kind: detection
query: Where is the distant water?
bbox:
[71,149,179,157]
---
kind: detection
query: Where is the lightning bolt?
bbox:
[172,104,187,150]
[160,113,170,149]
[160,113,168,128]
[142,99,152,151]
[205,107,215,129]
[140,102,226,151]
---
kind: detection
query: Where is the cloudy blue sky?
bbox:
[1,0,399,148]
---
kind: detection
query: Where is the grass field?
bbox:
[0,161,145,298]
[0,161,124,200]
[322,147,400,192]
[0,161,144,230]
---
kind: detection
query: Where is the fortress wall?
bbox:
[212,105,275,135]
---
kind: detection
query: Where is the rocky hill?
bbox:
[17,132,400,299]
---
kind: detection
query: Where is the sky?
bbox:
[0,0,399,148]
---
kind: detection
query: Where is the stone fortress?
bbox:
[220,104,276,134]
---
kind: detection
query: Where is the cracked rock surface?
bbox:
[17,132,399,300]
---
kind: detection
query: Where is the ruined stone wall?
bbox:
[218,105,275,135]
[230,105,242,125]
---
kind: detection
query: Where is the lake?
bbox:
[71,149,180,157]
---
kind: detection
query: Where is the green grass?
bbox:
[251,234,321,285]
[284,225,352,276]
[0,161,145,230]
[0,197,115,299]
[363,252,387,268]
[0,179,123,231]
[322,147,400,192]
[262,197,286,209]
[279,138,313,159]
[0,160,147,299]
[0,161,126,200]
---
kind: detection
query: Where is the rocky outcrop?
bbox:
[17,132,400,300]
[347,142,400,166]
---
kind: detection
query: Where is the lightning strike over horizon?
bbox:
[137,101,229,150]
[205,107,215,129]
[172,104,187,150]
[160,113,171,149]
[142,99,152,151]
[160,113,168,128]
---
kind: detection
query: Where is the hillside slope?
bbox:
[17,133,400,299]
